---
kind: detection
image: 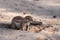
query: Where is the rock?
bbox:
[46,24,53,28]
[28,25,41,33]
[53,16,56,18]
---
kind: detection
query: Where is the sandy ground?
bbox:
[0,0,60,40]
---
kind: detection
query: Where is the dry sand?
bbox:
[0,0,60,40]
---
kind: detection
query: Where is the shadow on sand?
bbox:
[0,23,13,29]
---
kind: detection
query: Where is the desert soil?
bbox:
[0,0,60,40]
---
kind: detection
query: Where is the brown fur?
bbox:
[11,16,24,30]
[10,16,32,31]
[22,16,33,31]
[10,16,42,32]
[24,16,33,21]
